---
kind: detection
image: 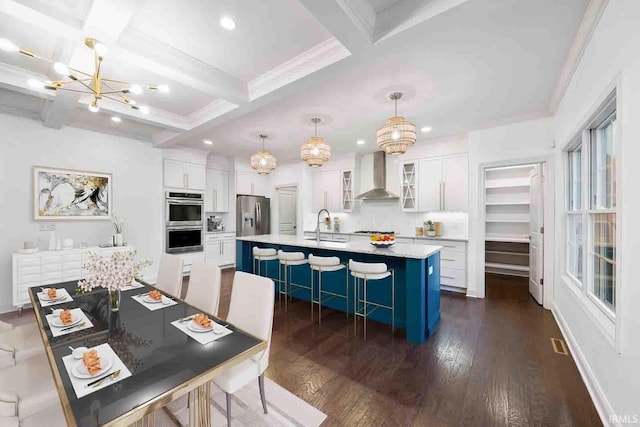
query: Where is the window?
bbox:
[564,94,617,317]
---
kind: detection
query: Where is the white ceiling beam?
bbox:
[297,0,374,54]
[41,37,79,128]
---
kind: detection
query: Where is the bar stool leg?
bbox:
[353,276,357,336]
[391,270,395,334]
[318,269,322,325]
[364,276,368,341]
[345,266,349,318]
[278,262,282,309]
[284,263,288,311]
[310,267,314,322]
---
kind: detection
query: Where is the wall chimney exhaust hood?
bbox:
[355,151,399,201]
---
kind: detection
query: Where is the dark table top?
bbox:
[29,280,265,427]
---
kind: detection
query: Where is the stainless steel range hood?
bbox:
[355,151,399,201]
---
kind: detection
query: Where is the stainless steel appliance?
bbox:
[236,195,270,236]
[166,226,203,253]
[165,192,204,227]
[355,151,400,200]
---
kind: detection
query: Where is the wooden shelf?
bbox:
[485,202,530,206]
[485,262,530,272]
[485,235,530,243]
[485,219,530,223]
[485,250,529,256]
[485,182,531,189]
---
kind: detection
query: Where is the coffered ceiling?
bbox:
[0,0,594,160]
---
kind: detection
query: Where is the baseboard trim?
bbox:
[552,305,616,427]
[465,288,484,298]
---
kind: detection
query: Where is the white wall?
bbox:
[0,114,163,314]
[467,117,554,298]
[551,0,640,423]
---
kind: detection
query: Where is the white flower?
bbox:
[78,251,151,292]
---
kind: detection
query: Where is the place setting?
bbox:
[61,343,132,399]
[131,289,178,311]
[171,313,233,345]
[120,278,146,292]
[45,308,94,337]
[36,287,74,307]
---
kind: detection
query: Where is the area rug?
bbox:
[158,378,327,427]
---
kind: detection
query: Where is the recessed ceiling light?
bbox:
[157,84,170,93]
[220,16,236,30]
[203,139,213,145]
[111,116,122,123]
[421,126,432,133]
[0,38,18,52]
[138,105,150,114]
[357,139,365,145]
[27,78,44,89]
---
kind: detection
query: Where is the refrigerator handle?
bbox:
[256,202,261,229]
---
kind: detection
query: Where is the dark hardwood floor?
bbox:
[215,270,601,427]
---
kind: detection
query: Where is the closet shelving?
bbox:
[484,164,535,277]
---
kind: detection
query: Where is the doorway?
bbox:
[483,163,545,305]
[277,186,298,235]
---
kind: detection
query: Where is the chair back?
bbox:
[185,262,222,316]
[227,272,275,371]
[155,254,184,298]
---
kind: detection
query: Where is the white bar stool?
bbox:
[349,260,395,340]
[253,247,278,278]
[278,250,309,311]
[309,254,348,325]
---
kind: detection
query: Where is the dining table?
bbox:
[28,279,266,427]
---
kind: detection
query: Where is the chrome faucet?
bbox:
[316,209,331,243]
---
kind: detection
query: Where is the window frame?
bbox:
[563,95,617,322]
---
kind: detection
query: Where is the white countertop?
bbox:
[303,230,468,242]
[237,234,441,259]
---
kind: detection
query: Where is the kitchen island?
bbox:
[236,234,441,344]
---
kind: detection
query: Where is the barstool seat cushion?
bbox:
[253,247,277,257]
[277,250,305,261]
[349,260,388,274]
[351,271,391,280]
[309,254,341,266]
[311,264,345,272]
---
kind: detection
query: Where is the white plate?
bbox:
[142,295,163,304]
[50,313,82,328]
[40,290,66,302]
[72,350,114,379]
[187,321,214,333]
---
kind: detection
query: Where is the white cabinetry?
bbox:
[415,238,467,291]
[205,233,236,267]
[12,246,135,309]
[164,159,206,190]
[236,171,267,196]
[312,170,342,212]
[205,169,229,212]
[401,154,468,212]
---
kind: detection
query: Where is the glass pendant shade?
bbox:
[251,134,277,175]
[376,92,416,155]
[301,118,331,167]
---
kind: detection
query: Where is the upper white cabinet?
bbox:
[236,170,267,196]
[400,153,468,212]
[205,169,229,212]
[341,170,354,212]
[163,159,206,190]
[312,170,341,212]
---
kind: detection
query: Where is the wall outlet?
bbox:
[39,224,56,232]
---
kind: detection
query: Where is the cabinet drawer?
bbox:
[440,251,465,269]
[437,240,466,252]
[18,274,41,285]
[18,257,40,268]
[41,255,62,265]
[41,263,62,273]
[441,267,466,287]
[332,234,349,242]
[206,235,222,242]
[63,253,82,263]
[18,265,40,276]
[396,237,414,244]
[220,233,235,239]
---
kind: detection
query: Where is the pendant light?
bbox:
[250,134,277,175]
[301,117,331,167]
[376,92,416,155]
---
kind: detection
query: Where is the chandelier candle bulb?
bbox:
[53,62,70,76]
[129,84,143,95]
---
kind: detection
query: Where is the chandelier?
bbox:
[250,134,277,175]
[376,92,416,155]
[301,117,331,167]
[0,37,169,115]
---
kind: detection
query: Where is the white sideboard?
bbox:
[11,246,135,310]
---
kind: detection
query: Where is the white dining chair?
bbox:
[0,353,60,422]
[185,262,222,316]
[213,271,275,426]
[0,322,45,369]
[154,254,184,298]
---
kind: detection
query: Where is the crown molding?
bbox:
[335,0,376,37]
[188,99,239,128]
[548,0,609,113]
[248,37,351,101]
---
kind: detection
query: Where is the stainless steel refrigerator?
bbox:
[236,195,271,236]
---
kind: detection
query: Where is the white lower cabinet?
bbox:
[12,246,135,309]
[205,233,236,268]
[414,238,467,291]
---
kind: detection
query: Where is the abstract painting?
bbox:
[33,166,112,220]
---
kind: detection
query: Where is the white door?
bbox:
[442,154,469,212]
[164,159,185,188]
[278,187,297,235]
[529,164,544,305]
[418,158,443,212]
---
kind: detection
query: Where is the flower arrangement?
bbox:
[78,251,151,293]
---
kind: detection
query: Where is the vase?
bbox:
[427,230,436,237]
[115,233,124,247]
[109,289,121,312]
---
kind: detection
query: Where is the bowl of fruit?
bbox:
[370,233,395,248]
